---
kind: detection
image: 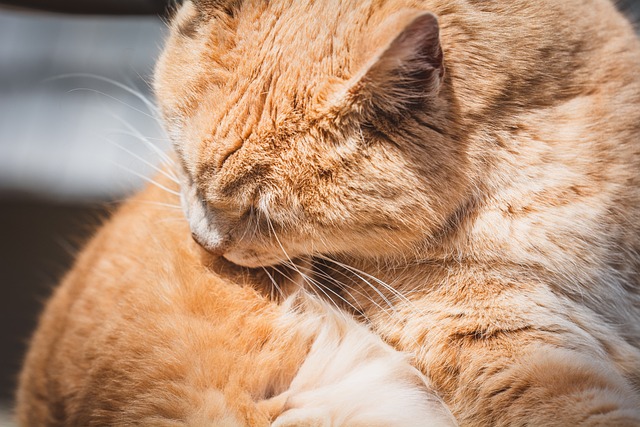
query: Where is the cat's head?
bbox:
[155,0,470,267]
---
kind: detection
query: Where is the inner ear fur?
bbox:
[345,10,445,117]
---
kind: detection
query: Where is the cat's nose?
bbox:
[191,230,204,246]
[190,230,228,256]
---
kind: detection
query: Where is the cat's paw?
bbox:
[267,297,457,427]
[269,368,455,427]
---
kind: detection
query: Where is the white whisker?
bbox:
[318,255,414,308]
[238,206,258,244]
[316,264,392,315]
[308,264,386,317]
[156,217,187,224]
[46,73,161,116]
[107,117,176,166]
[261,267,286,301]
[131,200,183,210]
[67,88,158,120]
[109,161,181,197]
[317,255,398,313]
[262,216,355,320]
[266,216,297,267]
[99,135,179,185]
[278,260,361,322]
[313,255,427,350]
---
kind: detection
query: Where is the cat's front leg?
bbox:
[375,284,640,426]
[464,346,640,426]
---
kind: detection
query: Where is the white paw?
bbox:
[272,297,457,427]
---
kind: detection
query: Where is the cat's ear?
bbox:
[340,11,444,117]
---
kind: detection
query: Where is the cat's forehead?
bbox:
[166,0,430,150]
[182,0,384,122]
[218,1,358,106]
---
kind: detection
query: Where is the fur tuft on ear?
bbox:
[347,11,444,117]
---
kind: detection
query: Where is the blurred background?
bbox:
[0,1,640,425]
[0,2,169,424]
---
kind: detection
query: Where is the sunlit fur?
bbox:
[154,0,640,424]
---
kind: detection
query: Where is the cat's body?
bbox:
[15,183,455,426]
[17,0,640,425]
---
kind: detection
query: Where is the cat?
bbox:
[17,0,640,425]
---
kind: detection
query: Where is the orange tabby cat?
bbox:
[18,0,640,425]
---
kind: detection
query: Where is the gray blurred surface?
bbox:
[0,9,168,201]
[0,0,170,15]
[0,9,169,425]
[0,402,11,427]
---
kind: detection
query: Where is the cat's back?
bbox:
[14,184,294,425]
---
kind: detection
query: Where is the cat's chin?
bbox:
[222,249,285,268]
